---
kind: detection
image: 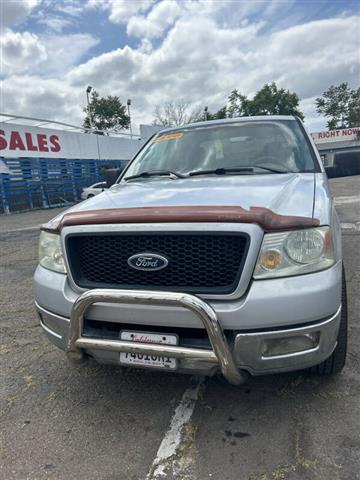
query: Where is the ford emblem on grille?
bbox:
[127,253,169,271]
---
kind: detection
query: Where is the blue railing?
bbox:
[0,157,123,214]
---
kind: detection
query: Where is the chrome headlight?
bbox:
[39,231,66,273]
[253,226,335,279]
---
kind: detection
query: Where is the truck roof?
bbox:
[156,115,297,135]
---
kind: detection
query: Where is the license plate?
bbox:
[119,331,178,370]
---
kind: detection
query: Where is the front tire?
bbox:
[309,265,348,376]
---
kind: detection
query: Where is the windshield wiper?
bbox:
[124,170,185,181]
[188,167,254,177]
[251,163,293,174]
[188,165,293,177]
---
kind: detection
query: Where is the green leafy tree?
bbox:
[227,90,252,117]
[205,106,228,121]
[228,82,304,120]
[315,83,360,130]
[83,90,130,132]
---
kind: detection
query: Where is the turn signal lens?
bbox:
[259,250,282,270]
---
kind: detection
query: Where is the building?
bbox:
[0,114,154,213]
[311,126,360,176]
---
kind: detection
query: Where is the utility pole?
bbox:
[86,85,94,130]
[127,99,133,139]
[204,106,208,121]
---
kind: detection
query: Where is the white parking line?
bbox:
[341,222,360,232]
[1,225,41,233]
[334,194,360,205]
[146,378,204,480]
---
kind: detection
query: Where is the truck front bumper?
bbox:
[36,288,341,382]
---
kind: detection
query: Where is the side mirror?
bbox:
[324,166,338,178]
[105,168,123,188]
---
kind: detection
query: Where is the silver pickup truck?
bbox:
[34,116,347,385]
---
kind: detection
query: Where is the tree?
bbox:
[205,106,228,121]
[228,82,304,120]
[153,101,203,127]
[227,90,252,117]
[315,83,360,130]
[83,90,130,132]
[152,82,304,128]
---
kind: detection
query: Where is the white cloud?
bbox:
[68,44,144,88]
[0,28,98,76]
[138,38,153,54]
[0,29,47,75]
[37,13,74,33]
[0,0,40,28]
[41,33,99,74]
[127,0,182,38]
[249,16,360,99]
[1,1,359,135]
[55,0,85,17]
[0,74,85,124]
[88,0,155,24]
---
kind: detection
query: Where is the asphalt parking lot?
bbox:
[1,176,359,480]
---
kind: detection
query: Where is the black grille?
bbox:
[66,232,249,294]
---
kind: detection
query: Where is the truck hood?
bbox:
[74,173,315,219]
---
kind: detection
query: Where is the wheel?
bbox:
[87,194,95,199]
[309,265,348,375]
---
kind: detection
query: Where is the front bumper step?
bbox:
[67,289,247,385]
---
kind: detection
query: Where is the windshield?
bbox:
[122,120,317,180]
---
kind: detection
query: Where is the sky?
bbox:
[0,0,359,133]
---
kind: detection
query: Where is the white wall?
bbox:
[139,124,163,139]
[0,122,147,160]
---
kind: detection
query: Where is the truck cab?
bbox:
[34,116,347,384]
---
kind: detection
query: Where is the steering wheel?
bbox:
[253,155,290,171]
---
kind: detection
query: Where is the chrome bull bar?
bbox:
[66,289,247,385]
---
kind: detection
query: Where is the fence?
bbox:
[0,157,123,214]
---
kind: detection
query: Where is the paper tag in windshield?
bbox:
[155,133,183,142]
[214,139,223,159]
